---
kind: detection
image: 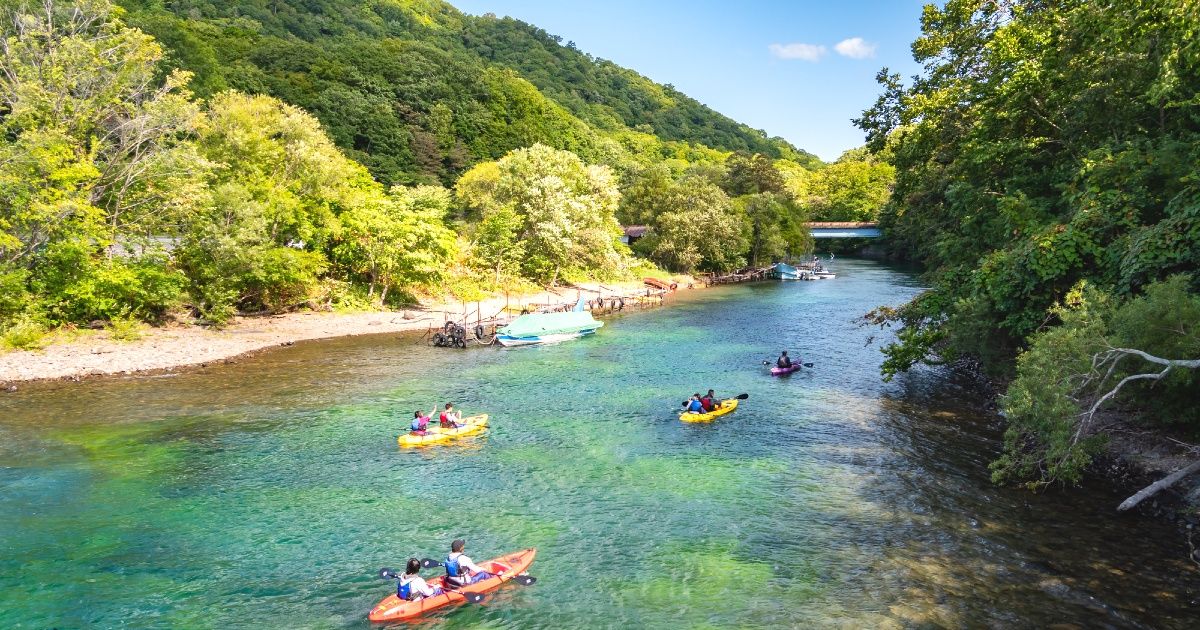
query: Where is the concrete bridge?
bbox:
[806,222,880,238]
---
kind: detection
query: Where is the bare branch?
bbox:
[1117,459,1200,512]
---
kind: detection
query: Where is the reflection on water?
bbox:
[1,259,1196,628]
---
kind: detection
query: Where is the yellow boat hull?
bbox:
[679,399,739,423]
[398,414,488,447]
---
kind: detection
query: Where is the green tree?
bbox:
[638,176,744,272]
[995,276,1200,489]
[455,143,626,284]
[858,0,1200,380]
[333,186,457,304]
[723,152,785,197]
[803,151,894,222]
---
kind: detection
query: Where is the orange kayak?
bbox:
[368,548,536,622]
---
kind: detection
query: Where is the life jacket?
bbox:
[778,357,791,368]
[411,417,422,431]
[700,396,714,411]
[445,553,464,579]
[397,576,415,600]
[687,399,704,413]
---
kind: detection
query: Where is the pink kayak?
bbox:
[770,364,801,376]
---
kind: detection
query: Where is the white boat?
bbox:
[814,271,836,279]
[495,298,603,347]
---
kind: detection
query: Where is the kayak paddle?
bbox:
[762,360,813,368]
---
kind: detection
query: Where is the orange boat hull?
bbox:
[368,548,536,622]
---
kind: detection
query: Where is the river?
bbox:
[1,258,1196,628]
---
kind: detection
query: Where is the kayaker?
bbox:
[410,408,435,435]
[445,539,493,586]
[398,558,443,601]
[777,351,793,369]
[684,393,704,414]
[701,389,719,412]
[439,403,463,429]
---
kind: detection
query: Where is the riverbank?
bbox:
[946,358,1200,538]
[0,279,699,386]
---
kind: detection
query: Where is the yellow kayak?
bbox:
[679,399,739,423]
[398,414,488,447]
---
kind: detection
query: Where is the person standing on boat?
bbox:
[777,351,794,369]
[398,558,443,601]
[445,539,493,586]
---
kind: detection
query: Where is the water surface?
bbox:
[2,259,1196,628]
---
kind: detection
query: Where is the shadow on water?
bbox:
[1,258,1197,628]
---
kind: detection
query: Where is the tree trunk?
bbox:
[1117,459,1200,512]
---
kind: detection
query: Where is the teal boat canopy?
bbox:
[498,305,603,338]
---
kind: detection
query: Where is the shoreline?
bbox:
[0,279,701,387]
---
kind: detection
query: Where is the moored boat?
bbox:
[368,548,536,622]
[496,299,603,346]
[768,262,812,281]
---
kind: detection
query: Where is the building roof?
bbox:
[622,225,650,237]
[805,222,878,229]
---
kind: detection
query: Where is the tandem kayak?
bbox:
[368,548,537,622]
[397,414,488,447]
[770,364,801,376]
[679,398,739,423]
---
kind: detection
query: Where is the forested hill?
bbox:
[116,0,817,186]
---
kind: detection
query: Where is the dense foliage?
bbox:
[857,0,1200,485]
[995,276,1200,486]
[113,0,818,187]
[5,0,897,349]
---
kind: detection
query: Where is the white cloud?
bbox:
[769,42,827,62]
[834,37,877,59]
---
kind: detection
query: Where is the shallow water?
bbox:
[1,258,1196,628]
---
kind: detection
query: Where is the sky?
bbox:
[449,0,928,162]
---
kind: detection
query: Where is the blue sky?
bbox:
[450,0,928,162]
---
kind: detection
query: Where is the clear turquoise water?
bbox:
[1,259,1196,628]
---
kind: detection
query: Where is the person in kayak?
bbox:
[445,539,493,586]
[439,403,464,429]
[410,408,435,435]
[700,389,720,412]
[398,558,443,601]
[684,393,705,414]
[777,351,794,369]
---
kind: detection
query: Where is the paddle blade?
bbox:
[420,558,443,569]
[735,393,749,400]
[511,574,537,586]
[803,363,814,368]
[463,592,486,604]
[378,568,397,580]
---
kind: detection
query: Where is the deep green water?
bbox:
[2,259,1197,628]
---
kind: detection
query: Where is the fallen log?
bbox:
[1117,459,1200,512]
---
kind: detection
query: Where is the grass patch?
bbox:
[2,319,47,350]
[107,316,145,342]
